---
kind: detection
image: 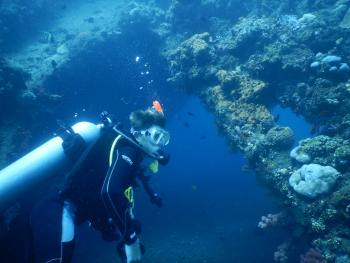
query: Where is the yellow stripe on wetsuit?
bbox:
[109,135,134,207]
[109,135,122,166]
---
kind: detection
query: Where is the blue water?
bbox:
[140,98,283,262]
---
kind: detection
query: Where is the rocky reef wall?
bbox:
[0,0,74,53]
[161,0,350,262]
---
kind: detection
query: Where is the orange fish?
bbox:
[152,100,163,113]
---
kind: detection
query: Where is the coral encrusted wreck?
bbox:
[289,164,340,199]
[162,0,350,262]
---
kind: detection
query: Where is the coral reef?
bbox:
[119,1,167,37]
[290,146,311,164]
[291,136,350,171]
[300,248,326,263]
[165,32,217,92]
[167,0,250,35]
[310,53,350,81]
[0,59,39,168]
[0,0,70,52]
[289,164,340,199]
[274,242,290,263]
[216,69,267,102]
[258,212,285,229]
[263,126,294,150]
[161,0,350,261]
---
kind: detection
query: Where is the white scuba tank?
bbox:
[0,122,102,211]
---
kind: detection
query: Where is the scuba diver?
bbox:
[28,101,170,263]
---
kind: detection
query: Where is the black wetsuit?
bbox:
[30,129,159,263]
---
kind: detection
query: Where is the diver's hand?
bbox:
[150,193,163,208]
[117,242,127,262]
[125,239,142,263]
[117,240,145,263]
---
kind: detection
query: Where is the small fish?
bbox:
[241,164,251,173]
[183,122,190,128]
[51,60,57,68]
[200,135,207,140]
[187,112,196,117]
[274,114,280,122]
[200,16,208,23]
[56,119,65,129]
[253,227,265,236]
[310,125,317,135]
[84,17,94,23]
[120,97,129,105]
[319,110,331,116]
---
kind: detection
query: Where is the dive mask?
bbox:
[141,125,170,147]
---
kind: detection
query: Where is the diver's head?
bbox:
[130,101,170,154]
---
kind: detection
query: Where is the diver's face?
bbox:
[146,125,170,147]
[133,125,170,153]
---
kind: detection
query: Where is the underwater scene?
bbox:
[0,0,350,262]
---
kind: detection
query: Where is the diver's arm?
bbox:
[138,173,163,208]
